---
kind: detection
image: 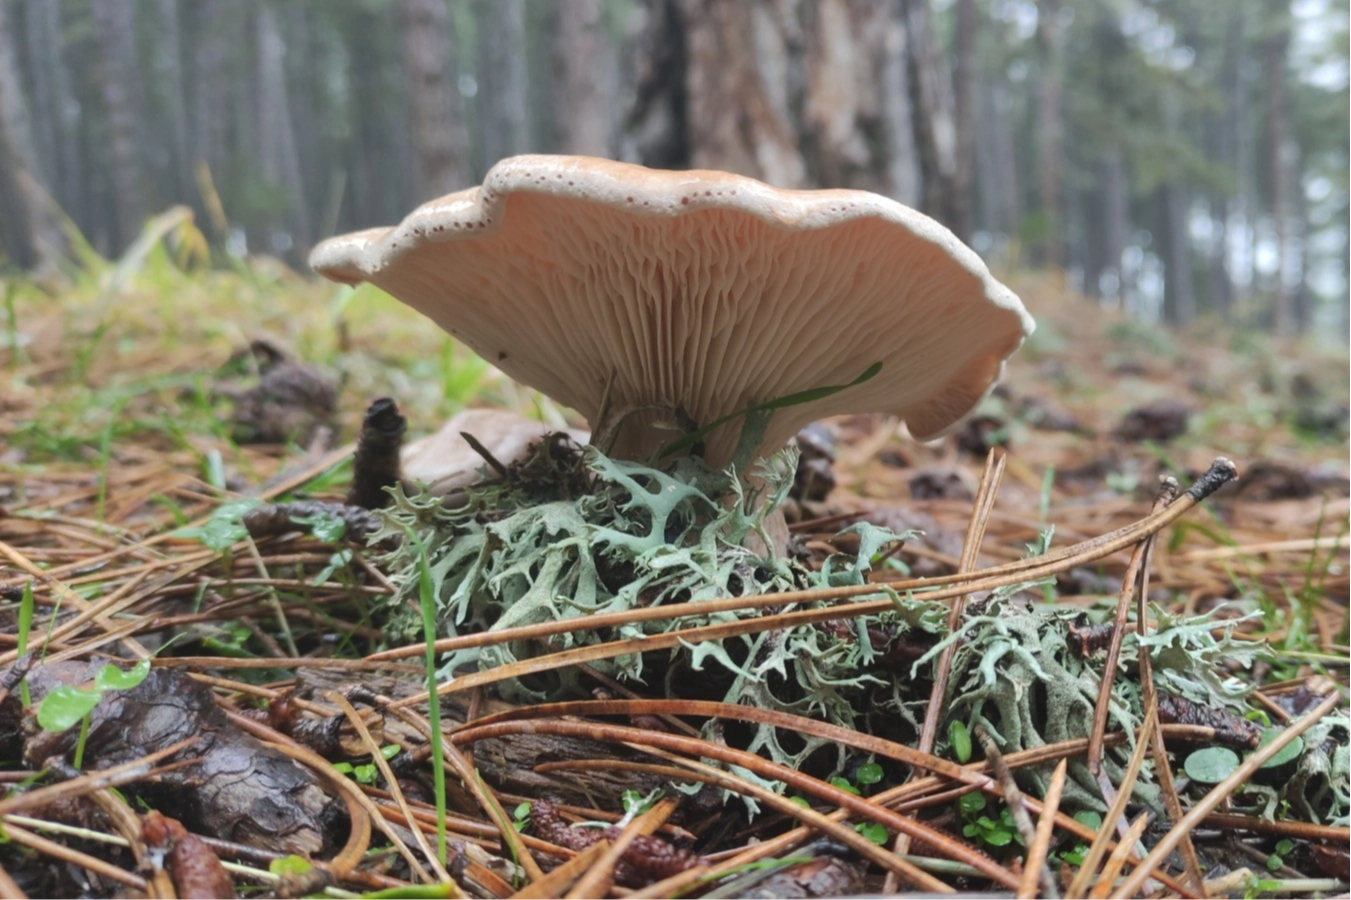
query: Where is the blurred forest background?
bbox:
[0,0,1346,338]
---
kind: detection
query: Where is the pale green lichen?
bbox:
[372,435,1347,823]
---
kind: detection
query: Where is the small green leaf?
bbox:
[381,744,402,760]
[855,762,884,786]
[984,829,1014,847]
[829,776,861,796]
[788,796,811,808]
[333,762,354,775]
[658,362,881,458]
[1254,729,1304,769]
[855,822,888,845]
[949,720,973,763]
[94,659,151,692]
[1266,852,1284,871]
[1073,810,1102,831]
[176,518,248,552]
[958,792,986,815]
[1184,746,1241,784]
[291,511,347,544]
[269,855,313,876]
[1275,839,1294,857]
[353,763,378,784]
[1061,844,1089,866]
[37,687,101,733]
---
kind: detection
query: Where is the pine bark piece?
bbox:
[19,662,335,857]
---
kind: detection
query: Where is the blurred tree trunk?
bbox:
[975,76,1019,239]
[91,0,149,251]
[554,0,614,156]
[256,2,310,255]
[0,0,63,269]
[1264,9,1293,336]
[150,0,191,202]
[399,0,468,197]
[475,0,530,166]
[802,0,901,194]
[951,0,976,236]
[1102,148,1129,302]
[22,0,78,217]
[1160,90,1195,324]
[902,0,961,233]
[673,0,804,186]
[187,1,226,184]
[623,0,688,168]
[1035,0,1063,268]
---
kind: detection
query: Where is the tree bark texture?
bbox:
[91,0,149,252]
[256,2,311,254]
[675,0,805,187]
[554,0,615,157]
[475,0,531,166]
[801,0,916,198]
[399,0,469,197]
[1265,10,1293,335]
[902,0,961,234]
[1035,0,1064,269]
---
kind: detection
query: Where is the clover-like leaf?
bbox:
[36,686,101,733]
[1254,728,1304,770]
[94,659,151,692]
[1184,746,1241,784]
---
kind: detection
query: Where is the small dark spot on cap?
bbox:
[681,197,690,206]
[498,351,508,361]
[626,196,634,203]
[704,190,712,196]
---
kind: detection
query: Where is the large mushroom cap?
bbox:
[311,155,1034,467]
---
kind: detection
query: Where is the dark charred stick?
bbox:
[1186,456,1239,501]
[346,398,407,510]
[460,430,510,477]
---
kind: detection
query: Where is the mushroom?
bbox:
[311,155,1033,470]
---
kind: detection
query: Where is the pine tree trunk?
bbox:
[1265,12,1293,336]
[554,0,614,156]
[1161,90,1195,324]
[400,0,468,197]
[475,0,530,165]
[902,0,960,232]
[0,0,63,268]
[1102,149,1130,303]
[674,0,805,186]
[622,0,689,168]
[950,0,976,239]
[91,0,149,252]
[800,0,914,198]
[256,2,311,255]
[151,0,191,201]
[1035,0,1063,268]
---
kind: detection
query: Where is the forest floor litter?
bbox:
[0,240,1347,899]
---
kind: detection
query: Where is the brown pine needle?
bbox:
[1018,758,1068,900]
[1088,476,1178,777]
[1088,811,1152,899]
[1066,710,1156,899]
